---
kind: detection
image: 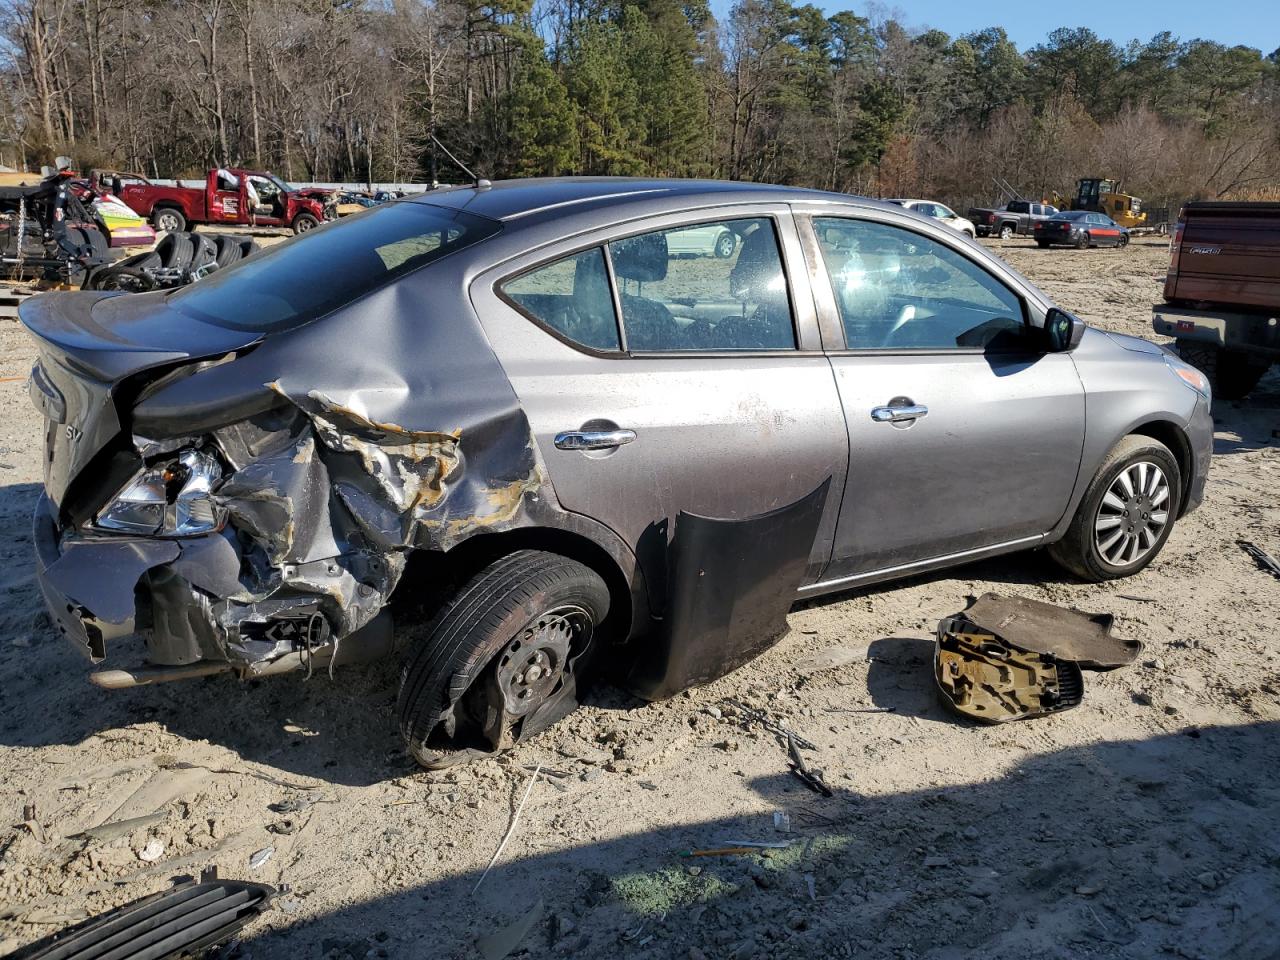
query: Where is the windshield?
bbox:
[169,202,500,332]
[1056,211,1089,221]
[269,175,294,193]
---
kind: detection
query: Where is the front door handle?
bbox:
[870,403,928,423]
[554,428,637,451]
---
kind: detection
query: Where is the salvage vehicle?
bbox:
[1153,201,1279,399]
[1033,210,1129,249]
[665,222,738,257]
[23,178,1212,768]
[887,199,976,238]
[967,199,1058,238]
[119,168,327,234]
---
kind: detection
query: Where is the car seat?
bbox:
[719,227,793,349]
[567,252,620,350]
[610,232,677,351]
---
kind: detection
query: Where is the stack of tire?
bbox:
[85,231,259,291]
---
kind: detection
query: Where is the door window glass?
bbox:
[500,248,620,351]
[812,217,1027,351]
[608,218,795,352]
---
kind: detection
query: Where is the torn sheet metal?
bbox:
[961,593,1141,669]
[626,479,830,700]
[30,264,564,674]
[935,617,1084,724]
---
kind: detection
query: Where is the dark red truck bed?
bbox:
[1153,202,1280,398]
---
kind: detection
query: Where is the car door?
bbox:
[470,205,850,603]
[798,208,1086,586]
[1095,214,1122,246]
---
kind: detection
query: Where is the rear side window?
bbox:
[501,248,620,351]
[169,202,500,332]
[608,217,795,352]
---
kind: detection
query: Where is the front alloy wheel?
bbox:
[1093,461,1170,567]
[1049,434,1181,581]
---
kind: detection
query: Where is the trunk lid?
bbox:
[1167,201,1280,311]
[21,290,260,508]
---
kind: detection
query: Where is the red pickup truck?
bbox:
[118,168,327,235]
[1153,201,1279,399]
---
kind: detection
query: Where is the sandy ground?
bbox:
[1,237,1278,960]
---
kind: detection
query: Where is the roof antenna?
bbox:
[431,135,490,189]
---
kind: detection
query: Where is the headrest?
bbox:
[729,227,784,301]
[573,251,610,304]
[611,233,667,282]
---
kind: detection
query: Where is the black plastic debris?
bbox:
[935,617,1084,724]
[626,479,831,700]
[961,593,1142,670]
[12,869,277,960]
[1239,540,1280,581]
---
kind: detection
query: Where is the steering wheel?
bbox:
[879,304,916,348]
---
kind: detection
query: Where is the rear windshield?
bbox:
[168,202,500,332]
[1056,211,1088,221]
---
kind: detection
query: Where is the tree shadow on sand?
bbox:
[220,721,1280,960]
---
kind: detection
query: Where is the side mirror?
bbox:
[1045,307,1085,352]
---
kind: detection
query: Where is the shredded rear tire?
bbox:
[397,550,609,769]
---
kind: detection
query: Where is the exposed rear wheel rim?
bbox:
[1094,460,1170,567]
[492,604,591,719]
[158,212,181,232]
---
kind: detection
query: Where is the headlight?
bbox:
[95,448,225,537]
[1163,354,1211,399]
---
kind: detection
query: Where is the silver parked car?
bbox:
[24,178,1212,767]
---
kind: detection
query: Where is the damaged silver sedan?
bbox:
[25,179,1213,767]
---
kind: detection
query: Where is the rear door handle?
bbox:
[554,429,637,451]
[870,404,928,423]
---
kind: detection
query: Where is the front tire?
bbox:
[714,232,737,258]
[291,213,319,234]
[398,550,610,769]
[1176,341,1270,400]
[1049,435,1181,582]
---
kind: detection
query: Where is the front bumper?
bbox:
[1183,393,1213,516]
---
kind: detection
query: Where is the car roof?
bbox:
[410,177,891,224]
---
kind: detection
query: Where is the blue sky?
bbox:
[711,0,1276,52]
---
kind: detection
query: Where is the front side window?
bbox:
[812,217,1027,351]
[607,218,796,352]
[500,248,620,351]
[170,202,500,333]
